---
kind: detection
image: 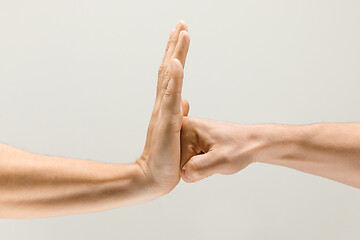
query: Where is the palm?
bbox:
[137,21,190,193]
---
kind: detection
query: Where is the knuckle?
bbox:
[168,38,176,45]
[218,150,230,165]
[215,150,233,175]
[158,65,166,76]
[181,119,200,148]
[162,87,180,97]
[164,121,182,132]
[164,88,172,96]
[163,69,171,78]
[181,118,198,137]
[159,116,182,132]
[186,160,201,180]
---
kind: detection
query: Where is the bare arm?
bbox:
[0,143,148,218]
[0,21,191,218]
[180,118,360,188]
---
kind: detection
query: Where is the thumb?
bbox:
[182,98,190,116]
[181,151,224,183]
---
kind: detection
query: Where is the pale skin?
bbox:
[1,21,359,220]
[180,118,360,189]
[0,21,190,219]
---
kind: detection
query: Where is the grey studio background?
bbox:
[1,0,360,239]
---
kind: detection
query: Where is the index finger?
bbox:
[172,30,190,67]
[161,21,188,66]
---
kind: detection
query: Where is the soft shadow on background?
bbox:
[0,0,359,239]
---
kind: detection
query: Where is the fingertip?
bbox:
[179,30,190,41]
[178,31,190,49]
[177,20,188,31]
[172,31,190,68]
[169,28,176,37]
[182,99,190,116]
[181,169,193,183]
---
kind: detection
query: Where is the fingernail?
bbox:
[182,169,193,182]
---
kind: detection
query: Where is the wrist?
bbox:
[91,162,162,205]
[248,124,308,165]
[134,159,167,199]
[232,124,269,165]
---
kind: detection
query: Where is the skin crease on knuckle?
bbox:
[160,76,172,92]
[218,147,239,175]
[181,125,201,155]
[186,159,201,181]
[183,118,202,146]
[158,65,166,77]
[160,119,182,133]
[180,145,198,169]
